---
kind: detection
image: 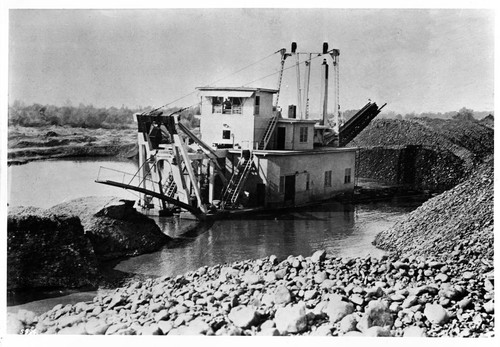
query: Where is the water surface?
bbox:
[115,197,426,277]
[8,158,138,208]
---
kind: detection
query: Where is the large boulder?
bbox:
[49,196,171,261]
[7,206,99,290]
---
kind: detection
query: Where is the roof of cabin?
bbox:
[277,118,318,124]
[197,87,278,94]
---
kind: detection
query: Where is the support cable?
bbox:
[142,51,279,115]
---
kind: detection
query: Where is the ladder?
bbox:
[221,153,254,208]
[258,114,279,150]
[164,178,177,198]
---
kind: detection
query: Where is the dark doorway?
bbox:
[277,127,286,150]
[284,175,295,205]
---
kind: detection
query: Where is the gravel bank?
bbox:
[374,156,493,262]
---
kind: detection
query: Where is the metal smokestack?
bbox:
[323,42,329,54]
[320,59,329,125]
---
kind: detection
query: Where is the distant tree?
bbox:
[453,107,475,122]
[404,112,417,119]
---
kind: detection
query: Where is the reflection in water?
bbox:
[115,198,426,278]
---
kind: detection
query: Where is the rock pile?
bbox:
[16,248,494,336]
[349,118,493,191]
[7,206,99,290]
[374,156,493,263]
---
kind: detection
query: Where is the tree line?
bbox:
[9,100,490,130]
[8,101,201,129]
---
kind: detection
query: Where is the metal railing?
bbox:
[96,166,159,194]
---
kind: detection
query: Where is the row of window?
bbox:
[211,96,260,115]
[279,168,352,193]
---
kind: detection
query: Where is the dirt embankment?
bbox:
[7,197,171,292]
[8,126,138,165]
[7,206,100,291]
[349,118,493,192]
[48,196,171,261]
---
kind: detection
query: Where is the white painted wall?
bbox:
[200,91,276,149]
[261,150,356,206]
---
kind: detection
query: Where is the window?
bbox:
[306,173,310,190]
[344,168,352,184]
[299,127,308,143]
[279,176,285,193]
[222,130,231,140]
[212,96,223,113]
[254,96,260,115]
[324,170,332,187]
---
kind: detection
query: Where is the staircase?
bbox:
[221,152,254,209]
[258,114,279,150]
[338,102,385,147]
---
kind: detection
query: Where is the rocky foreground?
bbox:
[11,247,493,336]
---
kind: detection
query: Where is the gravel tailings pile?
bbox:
[373,156,493,262]
[15,248,493,336]
[349,118,493,191]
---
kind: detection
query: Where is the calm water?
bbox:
[117,198,424,278]
[8,158,139,208]
[7,159,427,311]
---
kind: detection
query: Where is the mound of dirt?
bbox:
[349,118,493,191]
[48,196,171,261]
[373,156,493,267]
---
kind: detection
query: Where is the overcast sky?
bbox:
[8,8,494,115]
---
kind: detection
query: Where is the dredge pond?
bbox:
[8,158,429,307]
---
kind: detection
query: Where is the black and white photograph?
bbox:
[1,2,496,343]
